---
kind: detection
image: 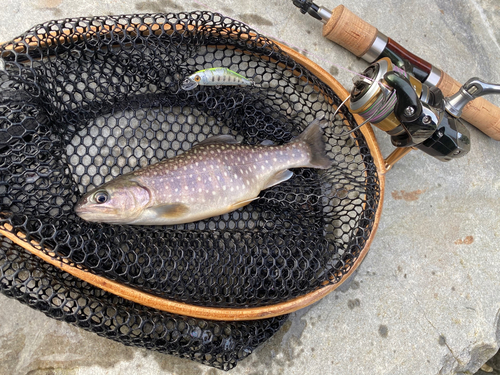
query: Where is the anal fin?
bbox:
[228,197,258,210]
[263,170,293,189]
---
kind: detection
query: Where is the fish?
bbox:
[74,118,332,226]
[181,67,254,90]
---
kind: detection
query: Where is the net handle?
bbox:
[0,23,386,321]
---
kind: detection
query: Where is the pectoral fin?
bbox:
[263,170,293,189]
[148,203,189,218]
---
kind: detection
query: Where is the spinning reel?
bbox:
[346,57,500,162]
[292,0,500,161]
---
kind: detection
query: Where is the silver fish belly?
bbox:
[181,67,254,90]
[75,118,332,225]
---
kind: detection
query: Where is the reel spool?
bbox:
[0,12,385,370]
[350,57,424,132]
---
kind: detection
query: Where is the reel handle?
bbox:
[437,71,500,140]
[295,2,500,140]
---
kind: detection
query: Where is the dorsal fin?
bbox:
[195,135,240,147]
[260,139,275,146]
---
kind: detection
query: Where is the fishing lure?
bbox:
[181,67,254,90]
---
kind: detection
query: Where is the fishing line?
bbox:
[329,87,397,138]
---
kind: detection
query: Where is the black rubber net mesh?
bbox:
[0,12,380,369]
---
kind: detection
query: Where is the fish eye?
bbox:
[194,75,201,82]
[94,191,109,204]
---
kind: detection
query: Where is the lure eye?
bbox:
[194,75,201,82]
[94,191,109,204]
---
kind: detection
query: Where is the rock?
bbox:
[0,0,499,374]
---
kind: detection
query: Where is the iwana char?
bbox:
[75,118,332,225]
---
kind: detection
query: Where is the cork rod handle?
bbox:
[322,5,377,57]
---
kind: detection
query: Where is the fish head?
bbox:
[181,75,200,90]
[75,178,151,224]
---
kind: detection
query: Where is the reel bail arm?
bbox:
[384,70,437,147]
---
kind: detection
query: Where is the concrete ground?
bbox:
[1,0,500,374]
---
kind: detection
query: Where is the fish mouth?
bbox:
[74,204,116,220]
[181,79,198,91]
[74,207,94,215]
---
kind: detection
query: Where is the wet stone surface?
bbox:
[1,0,500,375]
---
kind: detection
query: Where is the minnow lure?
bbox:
[181,67,254,90]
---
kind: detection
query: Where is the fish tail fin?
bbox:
[294,118,333,169]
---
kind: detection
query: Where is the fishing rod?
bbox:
[292,0,500,149]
